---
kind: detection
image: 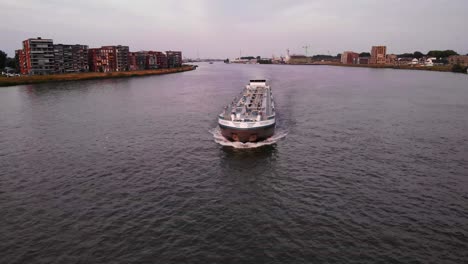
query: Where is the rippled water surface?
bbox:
[1,64,468,263]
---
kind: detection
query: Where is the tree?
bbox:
[336,53,341,59]
[0,50,7,69]
[413,51,424,59]
[6,57,16,68]
[427,50,441,57]
[443,50,458,57]
[359,52,370,57]
[427,50,458,58]
[397,53,413,58]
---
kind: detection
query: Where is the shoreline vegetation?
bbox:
[0,65,196,87]
[289,62,461,73]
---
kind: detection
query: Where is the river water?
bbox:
[1,64,467,263]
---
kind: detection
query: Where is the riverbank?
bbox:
[303,62,457,73]
[0,65,196,87]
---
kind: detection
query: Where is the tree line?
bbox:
[310,50,465,59]
[396,50,459,59]
[0,50,18,71]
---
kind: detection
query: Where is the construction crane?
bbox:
[302,45,311,56]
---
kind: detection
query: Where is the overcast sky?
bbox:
[1,0,467,58]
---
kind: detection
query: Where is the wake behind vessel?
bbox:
[218,80,276,142]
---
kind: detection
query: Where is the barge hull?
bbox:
[219,124,275,143]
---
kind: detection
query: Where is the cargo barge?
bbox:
[218,80,276,142]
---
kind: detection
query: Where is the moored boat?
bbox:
[218,80,275,142]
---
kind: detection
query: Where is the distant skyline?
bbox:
[1,0,468,58]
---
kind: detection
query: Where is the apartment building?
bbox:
[54,44,89,73]
[370,46,387,64]
[88,45,129,72]
[341,51,359,64]
[166,51,182,68]
[18,37,55,75]
[448,55,468,66]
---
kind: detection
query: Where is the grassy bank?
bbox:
[0,65,195,87]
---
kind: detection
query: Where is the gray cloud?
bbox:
[1,0,467,58]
